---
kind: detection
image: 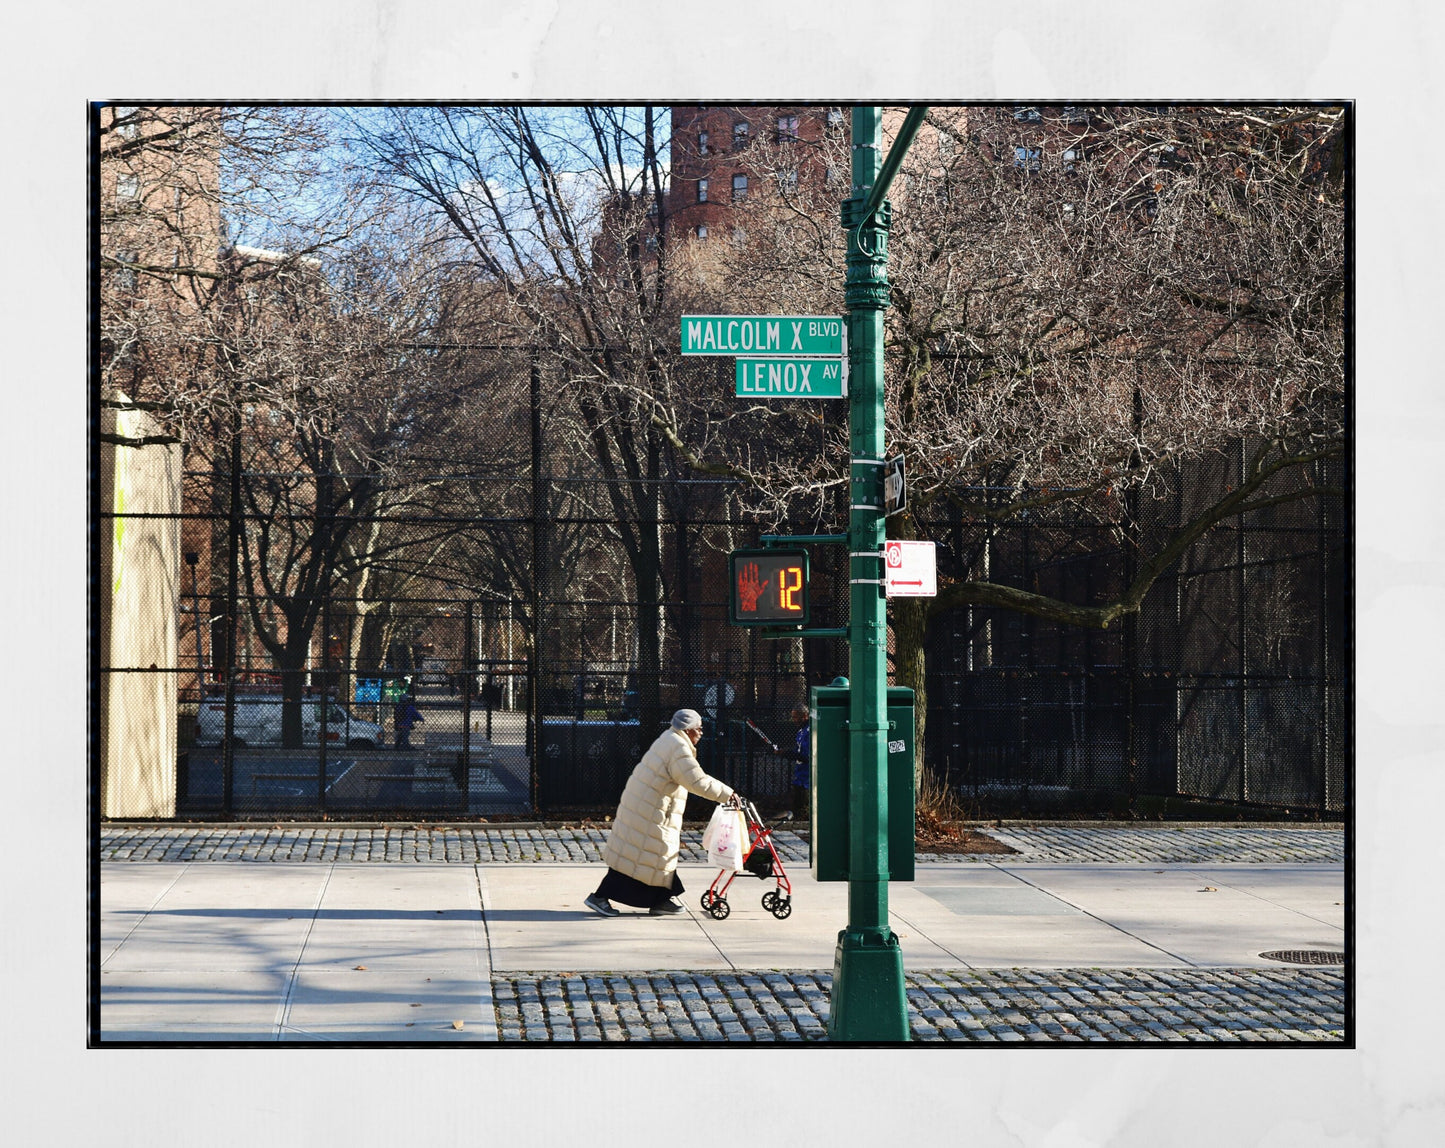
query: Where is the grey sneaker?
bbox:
[584,893,620,918]
[649,896,686,916]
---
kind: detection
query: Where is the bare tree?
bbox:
[685,104,1347,778]
[100,106,501,744]
[351,105,732,731]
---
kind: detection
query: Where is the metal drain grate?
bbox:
[1259,950,1346,965]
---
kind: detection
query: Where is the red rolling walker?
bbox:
[700,798,794,920]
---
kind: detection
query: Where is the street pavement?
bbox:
[96,823,1346,1044]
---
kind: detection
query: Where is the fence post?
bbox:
[1124,381,1142,809]
[529,350,543,812]
[221,414,242,817]
[1238,443,1249,805]
[1317,455,1330,816]
[463,598,473,767]
[318,584,330,811]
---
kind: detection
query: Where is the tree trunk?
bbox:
[281,661,307,749]
[633,527,665,740]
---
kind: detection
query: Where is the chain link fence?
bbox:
[96,353,1346,821]
[925,445,1346,815]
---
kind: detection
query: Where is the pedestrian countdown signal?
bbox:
[728,549,810,626]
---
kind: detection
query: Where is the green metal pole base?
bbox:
[828,928,910,1043]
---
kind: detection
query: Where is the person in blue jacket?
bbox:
[394,688,423,750]
[789,705,810,818]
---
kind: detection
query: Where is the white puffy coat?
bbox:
[602,728,734,888]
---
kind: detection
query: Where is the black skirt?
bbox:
[595,867,683,908]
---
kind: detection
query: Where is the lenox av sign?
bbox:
[735,357,846,398]
[680,315,845,357]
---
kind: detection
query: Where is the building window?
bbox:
[937,129,955,157]
[695,225,708,240]
[1013,105,1042,123]
[777,114,799,142]
[827,108,845,133]
[644,235,658,253]
[777,168,798,193]
[116,172,140,200]
[732,173,748,201]
[1062,147,1081,174]
[113,106,139,140]
[1062,202,1075,221]
[697,178,708,203]
[1061,105,1088,124]
[732,121,749,150]
[1013,146,1042,172]
[730,226,747,245]
[824,166,841,188]
[113,251,138,291]
[698,130,709,155]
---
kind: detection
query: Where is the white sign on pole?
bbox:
[882,455,906,516]
[884,540,936,598]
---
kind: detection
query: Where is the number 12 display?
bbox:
[728,549,810,626]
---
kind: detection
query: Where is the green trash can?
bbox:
[809,685,915,882]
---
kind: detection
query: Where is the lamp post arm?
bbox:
[859,105,929,226]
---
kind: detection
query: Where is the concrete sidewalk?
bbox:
[97,846,1345,1043]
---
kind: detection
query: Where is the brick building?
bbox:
[99,105,226,814]
[664,104,847,242]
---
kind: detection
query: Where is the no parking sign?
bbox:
[884,540,936,598]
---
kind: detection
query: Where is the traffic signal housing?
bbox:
[728,548,810,627]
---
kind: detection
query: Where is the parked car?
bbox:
[195,694,383,748]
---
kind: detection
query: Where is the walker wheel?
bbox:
[709,898,731,920]
[761,891,778,911]
[770,897,792,920]
[700,890,716,911]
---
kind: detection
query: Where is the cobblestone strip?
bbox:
[98,825,808,864]
[100,824,1341,865]
[489,967,1344,1043]
[973,826,1344,865]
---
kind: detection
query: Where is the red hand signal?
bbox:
[737,562,770,612]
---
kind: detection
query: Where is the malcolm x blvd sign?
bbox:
[680,315,845,357]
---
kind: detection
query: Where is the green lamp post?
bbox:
[829,104,927,1042]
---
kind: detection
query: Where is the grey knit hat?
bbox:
[671,708,703,732]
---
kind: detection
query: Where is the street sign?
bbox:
[884,539,936,598]
[728,548,810,625]
[883,454,906,516]
[735,357,846,399]
[681,315,845,357]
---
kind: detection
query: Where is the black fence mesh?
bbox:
[96,353,1346,820]
[925,444,1347,815]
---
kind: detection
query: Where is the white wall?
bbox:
[98,398,180,817]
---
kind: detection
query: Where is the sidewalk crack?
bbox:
[100,863,190,971]
[991,863,1199,967]
[273,864,336,1036]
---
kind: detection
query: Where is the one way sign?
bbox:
[883,455,906,516]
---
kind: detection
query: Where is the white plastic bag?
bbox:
[707,806,747,872]
[702,802,732,854]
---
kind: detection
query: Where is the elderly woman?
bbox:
[584,708,736,917]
